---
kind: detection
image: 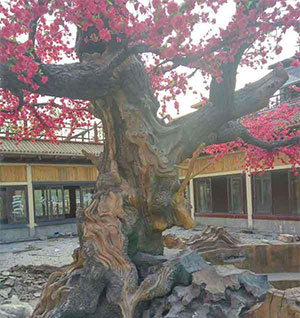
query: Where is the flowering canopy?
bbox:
[0,0,300,171]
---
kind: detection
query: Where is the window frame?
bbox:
[33,182,96,222]
[253,173,272,215]
[253,169,300,217]
[193,178,212,213]
[227,175,245,214]
[0,185,29,225]
[194,174,245,214]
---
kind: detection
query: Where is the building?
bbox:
[182,60,300,234]
[0,124,102,242]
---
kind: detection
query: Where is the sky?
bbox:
[172,0,299,116]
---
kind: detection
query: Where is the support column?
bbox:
[189,180,195,220]
[26,164,36,237]
[245,173,253,229]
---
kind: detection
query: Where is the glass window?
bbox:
[0,186,28,224]
[34,188,47,218]
[34,187,64,221]
[228,176,244,214]
[290,172,300,215]
[194,178,212,212]
[254,173,272,214]
[253,169,300,217]
[63,189,70,215]
[76,188,81,211]
[272,171,289,216]
[50,187,64,217]
[211,176,228,213]
[81,186,94,208]
[33,184,95,222]
[0,188,8,224]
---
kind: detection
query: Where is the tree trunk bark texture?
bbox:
[29,54,284,318]
[31,55,196,318]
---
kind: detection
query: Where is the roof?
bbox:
[0,139,103,157]
[281,65,300,88]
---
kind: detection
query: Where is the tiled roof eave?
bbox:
[0,139,103,157]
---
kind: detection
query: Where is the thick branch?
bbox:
[216,120,300,151]
[209,43,250,110]
[0,62,118,100]
[230,67,288,118]
[0,42,162,101]
[165,68,288,164]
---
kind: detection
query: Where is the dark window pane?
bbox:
[0,188,8,224]
[211,177,228,213]
[229,177,243,214]
[290,172,300,215]
[272,171,289,216]
[254,173,272,214]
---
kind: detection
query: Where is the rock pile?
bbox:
[143,263,271,318]
[0,265,59,305]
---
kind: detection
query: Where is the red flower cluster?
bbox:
[0,0,299,172]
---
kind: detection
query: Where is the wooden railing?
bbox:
[252,93,300,118]
[0,121,104,144]
[268,93,299,109]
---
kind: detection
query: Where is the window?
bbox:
[254,173,272,214]
[272,171,289,216]
[290,172,300,215]
[194,178,211,212]
[253,169,300,217]
[34,186,65,221]
[0,186,28,224]
[33,184,95,222]
[228,176,244,213]
[211,176,228,213]
[194,175,245,214]
[81,186,94,208]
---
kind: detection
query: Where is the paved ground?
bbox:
[0,225,289,272]
[0,237,79,271]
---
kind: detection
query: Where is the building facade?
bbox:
[0,126,102,242]
[183,60,300,234]
[180,153,300,233]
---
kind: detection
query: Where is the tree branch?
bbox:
[230,67,288,118]
[209,43,250,111]
[0,61,119,100]
[0,43,161,101]
[164,67,289,164]
[216,120,300,151]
